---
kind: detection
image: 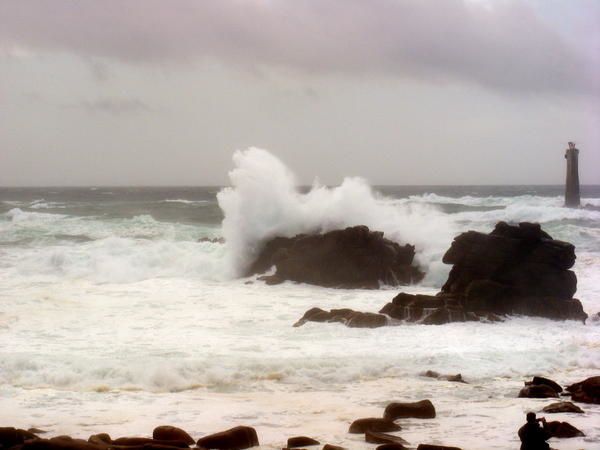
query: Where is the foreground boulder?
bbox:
[247,226,424,288]
[383,400,436,420]
[1,428,39,448]
[547,421,585,438]
[566,376,600,404]
[196,426,258,450]
[518,376,562,399]
[152,427,194,446]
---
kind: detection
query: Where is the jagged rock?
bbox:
[542,402,584,414]
[364,431,409,446]
[196,426,259,450]
[247,226,424,289]
[287,436,320,447]
[383,400,436,420]
[152,427,194,446]
[348,418,401,434]
[565,376,600,404]
[294,308,387,328]
[547,421,585,438]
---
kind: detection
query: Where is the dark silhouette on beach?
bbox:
[518,412,551,450]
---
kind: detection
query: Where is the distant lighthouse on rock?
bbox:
[564,142,580,208]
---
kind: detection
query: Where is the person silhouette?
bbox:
[518,412,551,450]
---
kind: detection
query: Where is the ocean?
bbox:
[1,149,599,449]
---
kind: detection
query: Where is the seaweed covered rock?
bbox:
[247,226,424,289]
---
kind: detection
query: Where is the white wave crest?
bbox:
[217,148,456,284]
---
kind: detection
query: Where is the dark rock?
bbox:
[322,445,345,450]
[152,427,194,446]
[111,439,187,448]
[518,384,559,399]
[546,421,585,438]
[364,431,408,446]
[417,445,463,450]
[196,426,259,450]
[376,445,408,450]
[247,226,424,289]
[294,308,387,328]
[529,376,562,393]
[348,418,401,434]
[542,401,584,414]
[0,428,39,449]
[439,222,587,322]
[286,437,320,448]
[383,400,436,420]
[566,376,600,404]
[87,435,111,446]
[22,438,104,450]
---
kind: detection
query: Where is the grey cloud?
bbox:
[0,0,597,96]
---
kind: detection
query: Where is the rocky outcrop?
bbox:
[247,226,424,289]
[518,376,562,398]
[565,376,600,404]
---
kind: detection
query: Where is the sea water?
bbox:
[1,149,599,449]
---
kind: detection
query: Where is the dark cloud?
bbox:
[77,98,151,114]
[0,0,597,95]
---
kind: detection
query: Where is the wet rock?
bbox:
[322,445,345,450]
[542,402,584,414]
[384,400,436,420]
[196,426,259,450]
[566,376,600,404]
[286,436,320,447]
[1,428,39,449]
[247,226,424,289]
[294,308,387,328]
[364,431,408,446]
[547,421,585,438]
[22,438,104,450]
[348,418,401,434]
[518,384,559,399]
[152,427,194,446]
[375,445,408,450]
[417,445,463,450]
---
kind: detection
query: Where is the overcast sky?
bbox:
[1,0,598,186]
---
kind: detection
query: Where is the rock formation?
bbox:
[247,225,424,289]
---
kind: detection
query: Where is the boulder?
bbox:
[376,445,408,450]
[87,435,111,446]
[247,226,424,289]
[421,371,467,383]
[1,428,39,449]
[348,418,401,434]
[383,400,436,420]
[22,438,104,450]
[546,421,585,438]
[152,427,194,446]
[529,376,563,393]
[565,376,600,404]
[542,402,584,414]
[322,445,345,450]
[518,384,559,399]
[196,426,259,450]
[364,431,408,446]
[111,438,188,448]
[286,436,320,447]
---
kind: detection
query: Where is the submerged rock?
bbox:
[247,226,424,289]
[293,308,388,328]
[286,436,320,447]
[421,370,467,383]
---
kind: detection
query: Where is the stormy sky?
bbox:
[1,0,599,186]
